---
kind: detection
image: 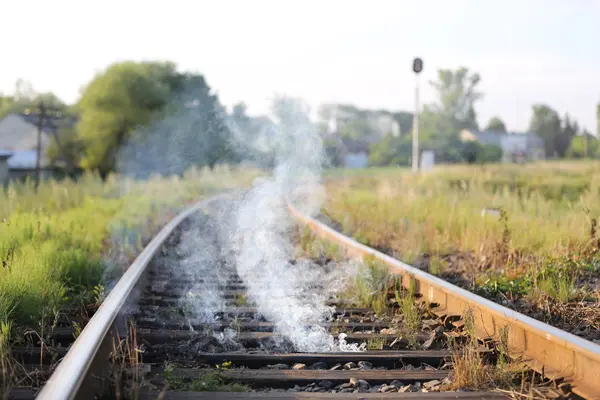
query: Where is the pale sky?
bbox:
[2,0,599,134]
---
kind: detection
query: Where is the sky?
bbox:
[2,0,599,134]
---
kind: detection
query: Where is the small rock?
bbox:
[370,385,381,393]
[267,363,289,369]
[349,377,358,387]
[422,330,438,350]
[423,380,442,390]
[390,380,404,388]
[293,385,302,391]
[330,363,342,370]
[379,384,396,393]
[380,328,397,334]
[357,379,370,390]
[319,380,334,390]
[292,363,306,370]
[343,362,357,370]
[358,361,373,369]
[398,385,412,393]
[340,388,354,393]
[442,377,452,385]
[340,382,353,389]
[310,361,328,370]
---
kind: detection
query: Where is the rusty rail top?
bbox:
[288,202,600,400]
[37,195,228,400]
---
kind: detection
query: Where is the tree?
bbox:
[485,117,507,132]
[116,70,233,177]
[45,126,85,173]
[567,130,598,158]
[528,104,562,157]
[428,67,483,133]
[555,114,578,158]
[368,134,411,166]
[76,61,210,177]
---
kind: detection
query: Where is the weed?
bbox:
[394,279,421,348]
[428,256,444,276]
[163,361,248,392]
[341,256,393,315]
[0,319,13,396]
[366,336,385,350]
[233,294,247,307]
[448,308,524,391]
[498,208,511,257]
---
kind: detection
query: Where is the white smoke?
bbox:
[228,96,365,352]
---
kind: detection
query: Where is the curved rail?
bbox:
[36,195,226,400]
[288,203,600,400]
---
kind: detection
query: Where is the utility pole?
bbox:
[34,101,46,189]
[412,57,423,174]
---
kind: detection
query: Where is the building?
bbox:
[460,129,545,163]
[0,113,76,182]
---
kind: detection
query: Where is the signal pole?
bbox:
[412,57,423,174]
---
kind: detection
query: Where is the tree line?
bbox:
[1,62,598,176]
[321,67,599,167]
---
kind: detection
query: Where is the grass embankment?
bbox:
[323,161,600,340]
[0,165,260,339]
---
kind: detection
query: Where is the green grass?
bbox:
[324,161,600,307]
[0,165,261,337]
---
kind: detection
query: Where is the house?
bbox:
[460,129,545,163]
[0,113,76,182]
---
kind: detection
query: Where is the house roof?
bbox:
[0,150,12,160]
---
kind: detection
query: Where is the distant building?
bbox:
[460,129,545,163]
[0,113,76,183]
[344,152,368,169]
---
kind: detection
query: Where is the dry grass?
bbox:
[447,309,526,392]
[324,162,600,319]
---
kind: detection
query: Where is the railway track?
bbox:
[8,193,599,399]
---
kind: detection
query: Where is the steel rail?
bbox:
[37,195,226,400]
[288,203,600,400]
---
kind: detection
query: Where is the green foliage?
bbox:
[368,132,501,167]
[368,134,411,166]
[427,67,483,134]
[528,105,580,158]
[342,256,395,315]
[567,133,598,159]
[76,61,233,177]
[532,259,579,303]
[163,362,248,392]
[485,117,507,133]
[459,141,502,164]
[45,126,86,171]
[77,61,178,175]
[475,275,532,299]
[0,166,260,333]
